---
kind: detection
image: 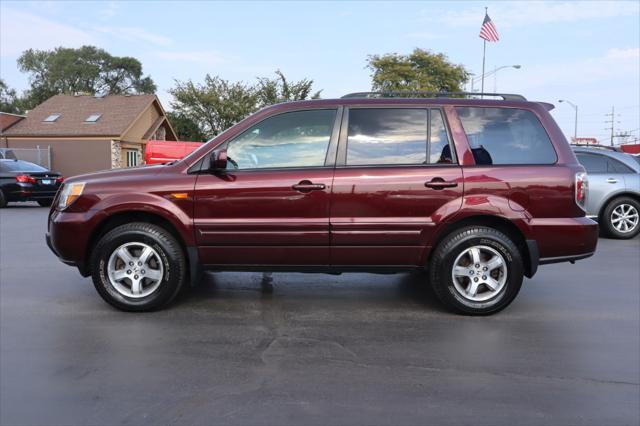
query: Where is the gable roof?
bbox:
[3,94,159,137]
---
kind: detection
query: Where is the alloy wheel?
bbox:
[611,204,639,234]
[451,245,508,302]
[107,242,164,298]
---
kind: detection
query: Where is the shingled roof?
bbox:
[3,94,159,137]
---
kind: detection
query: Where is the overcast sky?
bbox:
[1,1,639,144]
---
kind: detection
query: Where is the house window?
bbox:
[43,114,60,122]
[85,114,102,122]
[126,150,139,167]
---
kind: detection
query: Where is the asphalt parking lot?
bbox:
[1,204,639,426]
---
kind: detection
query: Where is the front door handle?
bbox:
[292,180,326,193]
[425,178,458,190]
[606,178,618,184]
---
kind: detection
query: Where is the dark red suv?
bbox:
[46,92,598,315]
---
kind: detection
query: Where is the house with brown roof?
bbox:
[0,112,25,132]
[1,94,177,177]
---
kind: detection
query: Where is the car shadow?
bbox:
[174,270,449,314]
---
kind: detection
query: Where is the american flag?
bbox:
[479,13,499,42]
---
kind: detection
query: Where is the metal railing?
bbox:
[0,146,51,169]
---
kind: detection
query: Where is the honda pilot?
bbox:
[46,92,599,315]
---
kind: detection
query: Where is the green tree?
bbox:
[367,48,469,93]
[166,111,206,142]
[256,70,321,107]
[169,75,258,139]
[0,79,22,114]
[17,46,156,109]
[169,71,322,139]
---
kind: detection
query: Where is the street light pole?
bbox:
[558,99,578,140]
[471,65,521,92]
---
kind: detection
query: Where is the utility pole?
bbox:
[604,106,619,146]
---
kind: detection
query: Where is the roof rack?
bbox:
[570,144,620,152]
[341,91,527,101]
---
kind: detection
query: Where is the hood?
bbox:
[66,164,166,184]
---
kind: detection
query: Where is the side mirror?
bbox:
[209,149,228,172]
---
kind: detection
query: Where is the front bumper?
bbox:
[46,208,101,276]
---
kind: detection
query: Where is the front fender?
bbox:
[88,192,195,246]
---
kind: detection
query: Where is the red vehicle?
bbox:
[144,140,203,165]
[46,92,598,315]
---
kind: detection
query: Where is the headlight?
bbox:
[57,182,85,210]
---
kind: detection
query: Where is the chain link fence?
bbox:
[0,146,51,169]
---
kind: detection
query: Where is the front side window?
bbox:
[456,107,557,165]
[346,108,428,166]
[226,109,336,170]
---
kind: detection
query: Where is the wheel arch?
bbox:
[597,191,640,220]
[85,210,191,278]
[427,214,536,278]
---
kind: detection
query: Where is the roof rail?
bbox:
[341,91,527,101]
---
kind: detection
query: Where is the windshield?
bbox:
[0,160,47,172]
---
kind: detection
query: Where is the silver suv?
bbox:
[573,146,640,239]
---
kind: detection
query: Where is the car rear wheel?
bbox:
[90,222,186,311]
[37,199,52,207]
[0,191,6,208]
[602,197,640,239]
[429,226,524,315]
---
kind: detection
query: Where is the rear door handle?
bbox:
[425,178,458,190]
[292,180,326,193]
[606,178,618,184]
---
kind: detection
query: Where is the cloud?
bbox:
[427,1,639,28]
[100,1,119,20]
[0,7,96,56]
[405,31,443,40]
[94,26,172,47]
[606,47,640,60]
[152,50,225,66]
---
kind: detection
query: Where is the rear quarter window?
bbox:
[456,107,557,165]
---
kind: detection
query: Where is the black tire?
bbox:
[37,199,53,207]
[0,190,6,208]
[90,222,187,311]
[429,226,524,315]
[601,197,640,239]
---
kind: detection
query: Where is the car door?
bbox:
[575,152,626,216]
[193,108,340,266]
[329,107,463,267]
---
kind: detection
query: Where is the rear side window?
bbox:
[347,108,427,166]
[456,107,557,165]
[576,153,634,174]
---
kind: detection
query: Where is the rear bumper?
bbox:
[531,216,599,262]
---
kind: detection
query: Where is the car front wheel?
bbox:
[602,197,640,239]
[90,222,187,311]
[429,226,524,315]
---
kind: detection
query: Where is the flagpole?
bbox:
[480,6,488,98]
[481,39,486,97]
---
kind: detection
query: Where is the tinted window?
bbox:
[576,153,608,173]
[456,107,557,165]
[226,109,336,170]
[347,109,427,165]
[0,160,46,172]
[607,158,634,174]
[430,109,453,164]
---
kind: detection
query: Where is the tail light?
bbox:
[16,175,37,184]
[56,177,64,183]
[575,172,588,210]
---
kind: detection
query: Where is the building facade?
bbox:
[1,94,177,177]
